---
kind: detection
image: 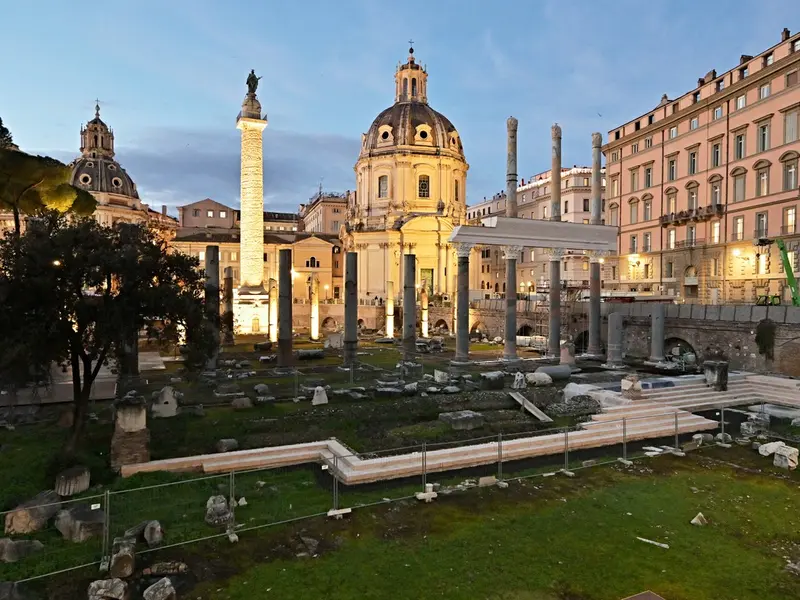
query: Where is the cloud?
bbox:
[52,126,361,214]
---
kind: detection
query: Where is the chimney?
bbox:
[740,54,753,65]
[782,28,791,42]
[161,204,167,216]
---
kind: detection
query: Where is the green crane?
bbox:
[776,239,800,306]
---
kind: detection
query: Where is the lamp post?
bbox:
[324,283,329,301]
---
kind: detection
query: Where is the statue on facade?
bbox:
[246,69,262,95]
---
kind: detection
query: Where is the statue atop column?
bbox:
[246,69,262,95]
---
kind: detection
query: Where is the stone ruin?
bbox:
[111,392,150,471]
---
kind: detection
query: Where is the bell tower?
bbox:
[80,102,115,159]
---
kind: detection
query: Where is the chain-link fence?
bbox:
[3,408,729,584]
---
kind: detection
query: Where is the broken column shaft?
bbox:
[343,252,358,365]
[277,249,292,366]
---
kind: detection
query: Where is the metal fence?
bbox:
[1,407,732,584]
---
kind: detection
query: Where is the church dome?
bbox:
[69,156,139,199]
[69,103,139,199]
[360,46,464,157]
[364,102,463,155]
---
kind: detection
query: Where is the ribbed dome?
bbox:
[69,156,139,199]
[364,101,463,155]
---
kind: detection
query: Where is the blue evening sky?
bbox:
[1,0,795,214]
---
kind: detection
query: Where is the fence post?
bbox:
[497,433,503,481]
[332,455,339,511]
[229,471,236,527]
[421,442,427,490]
[674,412,680,452]
[622,417,628,462]
[563,428,569,472]
[102,489,111,571]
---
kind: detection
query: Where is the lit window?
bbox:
[220,210,227,218]
[756,168,770,197]
[378,175,388,198]
[644,137,653,149]
[711,143,721,168]
[711,221,720,244]
[733,216,744,240]
[759,84,771,100]
[199,251,205,261]
[690,117,699,130]
[666,194,677,214]
[713,106,723,120]
[207,210,214,218]
[783,207,796,234]
[231,251,238,260]
[688,151,697,175]
[667,159,677,181]
[736,94,746,110]
[667,229,676,249]
[669,126,678,139]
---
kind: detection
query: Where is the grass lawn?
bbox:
[185,449,800,600]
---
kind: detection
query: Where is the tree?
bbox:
[0,149,96,235]
[0,118,12,149]
[0,212,214,453]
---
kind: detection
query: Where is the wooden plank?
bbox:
[508,391,553,422]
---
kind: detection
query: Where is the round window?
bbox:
[450,137,456,145]
[79,174,91,185]
[108,164,116,170]
[86,161,94,168]
[420,131,428,139]
[381,131,389,140]
[111,177,123,188]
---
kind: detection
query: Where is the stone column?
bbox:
[547,248,563,359]
[268,278,278,343]
[402,254,417,359]
[503,117,520,361]
[222,267,235,345]
[606,312,624,366]
[204,245,220,370]
[310,273,320,341]
[277,249,292,366]
[503,246,522,361]
[343,252,358,365]
[385,281,395,338]
[649,303,666,362]
[587,132,604,357]
[420,283,429,338]
[454,243,472,363]
[548,123,563,360]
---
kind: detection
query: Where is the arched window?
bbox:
[94,134,98,146]
[628,198,639,224]
[781,151,799,191]
[418,175,430,198]
[454,180,459,202]
[306,256,318,268]
[402,78,408,98]
[731,166,747,202]
[686,181,699,209]
[378,175,388,198]
[411,78,417,97]
[609,203,619,226]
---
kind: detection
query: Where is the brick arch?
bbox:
[470,320,490,338]
[517,323,534,336]
[664,335,698,359]
[322,316,337,331]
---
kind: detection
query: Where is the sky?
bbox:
[1,0,796,215]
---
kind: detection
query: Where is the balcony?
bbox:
[675,238,706,249]
[753,229,770,242]
[781,224,797,235]
[659,205,725,227]
[730,231,745,242]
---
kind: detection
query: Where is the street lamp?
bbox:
[324,283,329,301]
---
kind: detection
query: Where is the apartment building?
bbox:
[299,191,349,234]
[465,167,608,297]
[604,28,800,304]
[178,198,301,231]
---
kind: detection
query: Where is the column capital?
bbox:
[453,242,474,258]
[587,250,612,263]
[502,245,524,260]
[544,248,565,260]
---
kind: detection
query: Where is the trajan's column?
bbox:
[234,69,270,334]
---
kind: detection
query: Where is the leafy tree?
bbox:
[0,149,96,235]
[0,212,214,453]
[0,118,12,149]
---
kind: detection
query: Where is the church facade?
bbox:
[342,47,469,301]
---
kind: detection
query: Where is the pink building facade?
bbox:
[603,28,800,304]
